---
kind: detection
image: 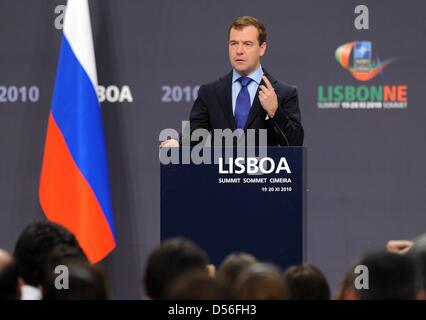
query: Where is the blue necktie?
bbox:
[235,77,252,129]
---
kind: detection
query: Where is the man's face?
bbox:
[228,26,266,76]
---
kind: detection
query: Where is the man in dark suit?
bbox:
[161,16,303,147]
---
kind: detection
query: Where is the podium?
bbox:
[160,147,306,269]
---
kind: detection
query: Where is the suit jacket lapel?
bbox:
[216,72,236,130]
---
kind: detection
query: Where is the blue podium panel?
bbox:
[160,147,306,269]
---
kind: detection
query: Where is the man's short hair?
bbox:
[282,263,331,300]
[217,252,257,288]
[233,263,285,300]
[42,260,110,300]
[228,16,267,45]
[357,251,416,300]
[165,268,228,300]
[143,237,209,299]
[14,220,84,287]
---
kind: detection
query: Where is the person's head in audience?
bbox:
[411,250,426,299]
[14,220,85,288]
[335,262,358,300]
[165,268,228,299]
[233,262,285,299]
[403,238,426,299]
[42,260,110,300]
[282,263,330,300]
[0,249,13,272]
[0,248,17,299]
[217,252,257,289]
[0,261,20,299]
[44,244,88,269]
[354,251,417,300]
[143,237,209,299]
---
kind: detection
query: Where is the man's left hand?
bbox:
[259,75,278,117]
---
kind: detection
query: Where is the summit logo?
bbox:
[317,41,407,110]
[335,41,394,81]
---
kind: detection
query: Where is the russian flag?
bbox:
[39,0,116,263]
